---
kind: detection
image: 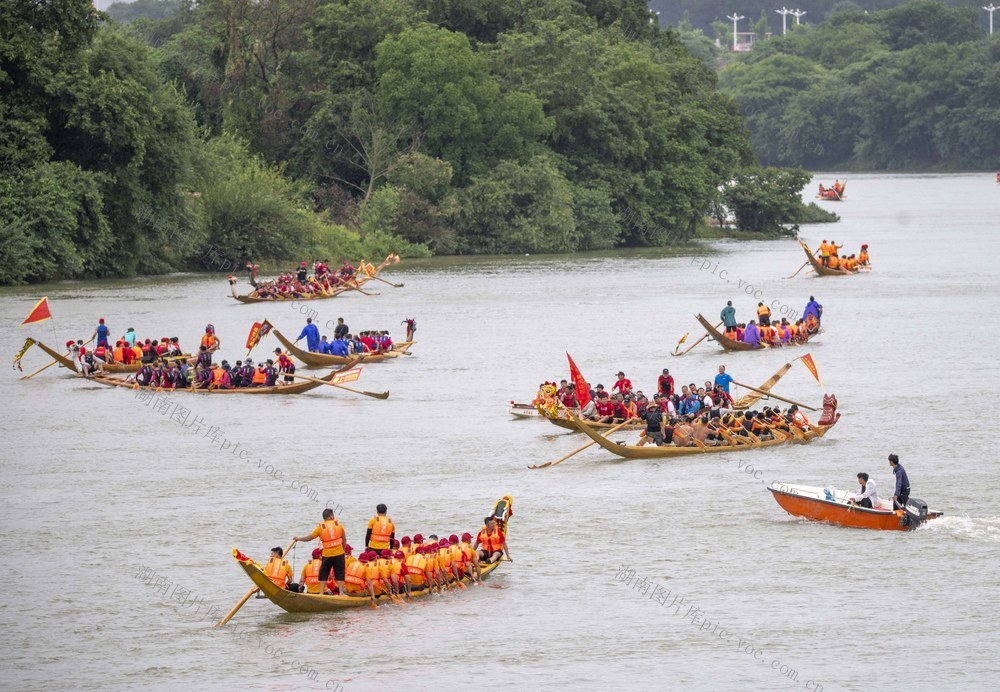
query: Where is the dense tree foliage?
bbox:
[717,1,999,169]
[1,0,768,283]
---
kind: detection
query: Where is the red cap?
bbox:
[66,340,75,348]
[358,553,369,563]
[394,551,405,559]
[312,548,321,559]
[301,261,307,266]
[344,544,353,554]
[391,539,400,548]
[99,318,104,324]
[449,534,459,544]
[380,549,391,558]
[413,534,423,542]
[461,532,472,541]
[401,536,411,544]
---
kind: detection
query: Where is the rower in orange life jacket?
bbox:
[210,364,230,389]
[252,365,268,386]
[344,553,376,602]
[405,549,426,589]
[459,532,481,581]
[390,550,410,596]
[301,548,323,594]
[264,546,293,589]
[859,244,870,265]
[365,505,395,553]
[475,516,510,564]
[828,255,840,270]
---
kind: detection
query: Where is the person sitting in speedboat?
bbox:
[849,472,880,509]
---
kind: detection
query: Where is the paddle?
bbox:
[285,372,389,399]
[528,419,633,469]
[215,539,296,627]
[371,275,404,289]
[672,321,724,357]
[785,260,810,279]
[22,336,95,380]
[730,380,819,412]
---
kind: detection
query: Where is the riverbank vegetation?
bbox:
[716,0,1000,169]
[2,0,825,285]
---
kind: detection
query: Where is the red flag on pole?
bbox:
[245,319,274,352]
[20,297,52,326]
[799,353,822,387]
[566,352,592,407]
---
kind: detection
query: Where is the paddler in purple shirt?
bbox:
[742,321,761,347]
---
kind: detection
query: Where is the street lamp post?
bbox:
[791,9,807,25]
[985,4,998,35]
[776,7,792,35]
[727,13,745,50]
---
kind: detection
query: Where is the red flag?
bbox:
[20,297,51,326]
[800,353,822,387]
[566,352,591,407]
[245,319,274,352]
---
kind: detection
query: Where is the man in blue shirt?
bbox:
[889,454,910,509]
[317,336,333,355]
[93,319,111,348]
[295,318,321,352]
[330,338,350,357]
[714,365,733,394]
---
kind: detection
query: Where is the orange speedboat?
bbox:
[768,482,942,531]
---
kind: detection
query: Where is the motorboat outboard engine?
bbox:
[900,498,929,530]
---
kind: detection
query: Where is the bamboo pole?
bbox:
[730,380,819,411]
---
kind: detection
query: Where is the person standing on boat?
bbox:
[273,348,296,383]
[612,372,633,396]
[295,317,321,352]
[92,319,111,349]
[123,327,137,348]
[804,296,823,324]
[720,301,737,335]
[366,504,395,554]
[756,302,771,326]
[333,318,349,340]
[714,365,733,394]
[640,401,666,446]
[850,473,880,509]
[201,324,220,353]
[294,508,347,595]
[889,454,910,509]
[658,368,674,398]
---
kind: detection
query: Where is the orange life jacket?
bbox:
[757,305,771,318]
[319,520,345,556]
[264,557,290,588]
[369,516,393,548]
[344,561,369,592]
[211,367,227,384]
[829,256,840,269]
[405,554,426,585]
[252,367,267,384]
[477,527,504,553]
[859,251,869,263]
[201,333,217,349]
[113,346,125,362]
[303,559,321,593]
[450,544,465,568]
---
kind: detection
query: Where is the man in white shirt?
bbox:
[850,472,880,509]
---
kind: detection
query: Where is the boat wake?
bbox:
[920,515,1000,542]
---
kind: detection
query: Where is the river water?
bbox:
[1,173,998,691]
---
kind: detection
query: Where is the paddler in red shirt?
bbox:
[593,392,616,423]
[560,383,578,408]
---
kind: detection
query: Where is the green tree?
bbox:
[722,166,812,234]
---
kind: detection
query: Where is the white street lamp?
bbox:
[791,9,807,25]
[985,4,998,35]
[776,7,792,35]
[727,13,745,50]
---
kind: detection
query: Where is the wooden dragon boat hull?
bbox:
[87,361,358,394]
[272,329,414,366]
[231,257,398,303]
[232,495,513,614]
[799,240,871,277]
[768,482,942,531]
[566,396,840,459]
[695,314,818,352]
